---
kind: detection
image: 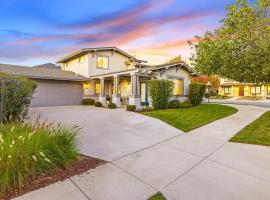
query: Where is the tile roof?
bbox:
[0,63,88,81]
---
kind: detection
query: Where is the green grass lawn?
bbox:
[143,104,237,132]
[230,111,270,146]
[148,193,166,200]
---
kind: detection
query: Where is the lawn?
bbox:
[143,104,237,132]
[230,111,270,146]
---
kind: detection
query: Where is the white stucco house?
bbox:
[57,47,194,108]
[0,47,194,107]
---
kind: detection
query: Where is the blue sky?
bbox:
[0,0,234,66]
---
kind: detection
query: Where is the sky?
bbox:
[0,0,235,66]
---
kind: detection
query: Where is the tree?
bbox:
[192,75,220,90]
[168,55,182,64]
[190,0,270,84]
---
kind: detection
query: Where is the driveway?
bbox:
[29,106,182,161]
[18,105,270,200]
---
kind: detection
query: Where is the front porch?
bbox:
[84,69,152,108]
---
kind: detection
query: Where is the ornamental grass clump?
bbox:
[0,121,79,197]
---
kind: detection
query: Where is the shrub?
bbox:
[94,101,102,107]
[189,83,206,106]
[0,73,37,122]
[139,106,154,112]
[179,101,193,108]
[148,80,174,110]
[108,102,116,109]
[168,99,180,109]
[81,98,95,105]
[0,121,79,196]
[126,105,136,112]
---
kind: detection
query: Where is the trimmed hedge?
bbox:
[168,99,180,109]
[189,83,206,106]
[0,73,37,122]
[148,80,174,110]
[108,102,116,109]
[81,98,95,105]
[126,105,136,112]
[94,101,102,107]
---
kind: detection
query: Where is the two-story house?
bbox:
[0,47,194,107]
[57,47,194,107]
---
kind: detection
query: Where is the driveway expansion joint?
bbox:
[69,178,92,200]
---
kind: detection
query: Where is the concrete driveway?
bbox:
[20,105,270,200]
[29,106,182,161]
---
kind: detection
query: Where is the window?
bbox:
[63,63,68,69]
[78,56,85,63]
[97,56,109,69]
[268,86,270,95]
[172,79,183,96]
[250,86,261,94]
[224,87,231,94]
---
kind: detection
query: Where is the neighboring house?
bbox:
[219,78,270,98]
[0,63,87,107]
[57,47,194,107]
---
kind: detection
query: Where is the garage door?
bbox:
[30,79,83,107]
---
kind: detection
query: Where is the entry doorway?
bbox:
[140,82,149,106]
[239,87,244,96]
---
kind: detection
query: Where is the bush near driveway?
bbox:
[230,111,270,146]
[148,80,174,110]
[108,102,116,109]
[126,105,136,112]
[0,73,37,122]
[0,122,79,197]
[189,83,206,106]
[81,98,95,105]
[94,101,102,107]
[168,99,180,109]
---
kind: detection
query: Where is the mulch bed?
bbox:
[2,156,106,200]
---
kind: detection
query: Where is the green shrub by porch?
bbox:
[0,73,37,122]
[81,98,95,105]
[127,105,136,112]
[189,83,206,106]
[94,101,102,107]
[148,80,174,110]
[108,102,116,109]
[0,122,79,197]
[168,99,180,109]
[179,101,192,108]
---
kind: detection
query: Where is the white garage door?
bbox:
[30,79,83,107]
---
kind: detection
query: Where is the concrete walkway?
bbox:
[15,105,270,200]
[209,98,270,108]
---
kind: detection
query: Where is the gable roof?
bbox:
[0,63,87,82]
[56,47,146,63]
[149,62,195,74]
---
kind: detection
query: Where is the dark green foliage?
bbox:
[0,73,37,121]
[179,101,193,108]
[0,121,79,196]
[126,105,136,112]
[148,192,167,200]
[168,99,180,109]
[81,98,95,105]
[139,106,154,112]
[94,101,102,107]
[108,102,116,109]
[148,80,174,110]
[189,83,206,106]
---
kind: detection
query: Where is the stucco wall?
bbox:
[30,79,83,107]
[61,54,90,77]
[155,67,191,96]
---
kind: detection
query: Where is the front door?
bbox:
[239,87,244,96]
[140,82,149,106]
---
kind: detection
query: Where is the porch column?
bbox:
[112,75,121,107]
[98,77,106,105]
[129,73,141,108]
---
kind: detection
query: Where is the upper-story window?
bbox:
[97,56,109,69]
[78,56,85,63]
[63,63,68,70]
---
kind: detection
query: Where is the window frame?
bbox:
[96,55,109,69]
[172,78,184,96]
[267,86,270,95]
[250,86,261,95]
[224,86,231,95]
[78,56,85,63]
